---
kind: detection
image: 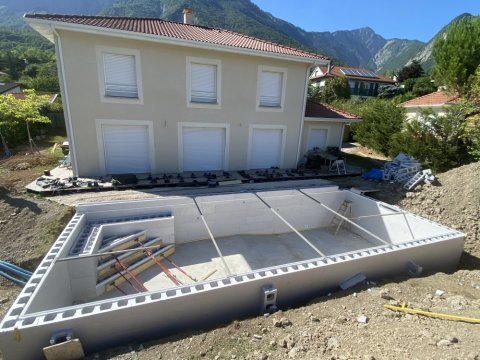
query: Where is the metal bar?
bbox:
[402,213,415,241]
[55,244,165,262]
[350,212,408,220]
[298,190,390,246]
[253,193,326,258]
[193,198,232,276]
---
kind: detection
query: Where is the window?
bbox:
[96,46,143,104]
[103,53,138,98]
[186,57,221,108]
[257,66,287,110]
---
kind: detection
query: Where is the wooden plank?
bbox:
[43,339,85,360]
[104,246,175,292]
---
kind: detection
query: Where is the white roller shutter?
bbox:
[183,127,225,171]
[191,63,217,103]
[103,53,138,98]
[259,71,283,107]
[307,128,328,150]
[102,125,150,174]
[250,128,283,169]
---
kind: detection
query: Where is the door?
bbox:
[250,128,283,169]
[307,128,328,151]
[182,127,226,171]
[102,125,150,174]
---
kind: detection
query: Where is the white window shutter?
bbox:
[191,63,217,103]
[104,53,138,98]
[260,71,282,107]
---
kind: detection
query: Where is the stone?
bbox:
[327,337,339,349]
[281,317,292,327]
[437,339,454,347]
[288,347,299,358]
[434,289,446,297]
[252,334,262,341]
[447,295,469,310]
[357,314,369,323]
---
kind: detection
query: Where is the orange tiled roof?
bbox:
[311,65,395,83]
[8,93,58,103]
[305,100,360,120]
[24,14,328,61]
[400,90,459,107]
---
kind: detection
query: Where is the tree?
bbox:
[349,98,405,155]
[397,60,424,82]
[0,89,51,149]
[308,77,350,103]
[433,16,480,94]
[389,100,478,171]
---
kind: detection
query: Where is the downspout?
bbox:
[52,26,79,176]
[339,122,346,148]
[295,60,328,166]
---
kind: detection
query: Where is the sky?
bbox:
[251,0,479,42]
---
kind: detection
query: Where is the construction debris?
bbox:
[362,153,435,191]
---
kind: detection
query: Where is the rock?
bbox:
[327,337,339,349]
[281,317,292,327]
[261,327,268,333]
[280,339,287,348]
[269,340,276,347]
[288,347,298,358]
[447,295,469,310]
[336,316,348,324]
[447,336,459,344]
[252,334,262,341]
[14,162,31,170]
[437,339,454,347]
[357,314,369,323]
[273,319,282,327]
[434,289,446,297]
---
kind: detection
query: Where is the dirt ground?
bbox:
[0,151,479,360]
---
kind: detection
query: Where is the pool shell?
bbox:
[0,185,464,360]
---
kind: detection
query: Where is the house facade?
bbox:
[400,90,459,120]
[25,14,331,177]
[310,65,395,98]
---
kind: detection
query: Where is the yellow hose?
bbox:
[384,303,480,324]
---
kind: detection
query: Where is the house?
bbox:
[25,12,336,178]
[0,82,22,95]
[302,100,360,154]
[399,90,459,120]
[310,65,395,98]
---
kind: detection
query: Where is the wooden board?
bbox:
[104,245,175,292]
[43,339,85,360]
[98,233,146,263]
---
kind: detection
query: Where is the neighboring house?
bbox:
[25,13,331,177]
[301,100,361,154]
[310,65,395,98]
[0,82,22,95]
[400,90,459,120]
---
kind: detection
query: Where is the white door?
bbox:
[250,128,283,169]
[307,128,328,150]
[102,125,150,174]
[182,127,226,171]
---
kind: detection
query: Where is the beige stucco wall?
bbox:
[405,107,448,121]
[299,119,345,160]
[58,30,311,176]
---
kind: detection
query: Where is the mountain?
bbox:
[0,0,114,16]
[0,0,473,74]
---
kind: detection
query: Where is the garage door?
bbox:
[307,128,328,150]
[182,127,226,171]
[250,128,283,169]
[102,125,150,174]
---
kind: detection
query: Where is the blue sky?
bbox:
[251,0,479,42]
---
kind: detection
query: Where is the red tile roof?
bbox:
[24,14,328,61]
[400,90,459,107]
[311,65,395,84]
[305,100,361,120]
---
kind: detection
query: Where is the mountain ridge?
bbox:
[0,0,473,74]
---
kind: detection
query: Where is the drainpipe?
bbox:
[295,61,328,166]
[52,26,79,176]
